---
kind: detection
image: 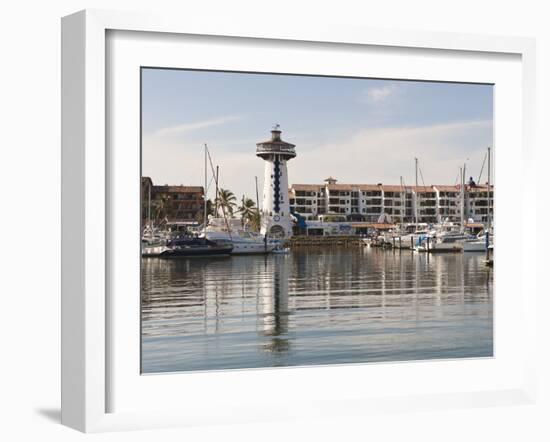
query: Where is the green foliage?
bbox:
[216,188,237,217]
[238,197,260,230]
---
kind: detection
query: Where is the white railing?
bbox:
[256,145,296,155]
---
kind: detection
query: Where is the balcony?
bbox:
[256,143,296,159]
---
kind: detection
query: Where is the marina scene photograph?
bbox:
[140,68,494,374]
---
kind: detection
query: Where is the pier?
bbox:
[287,235,364,247]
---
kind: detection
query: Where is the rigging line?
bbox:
[206,146,217,182]
[205,144,232,239]
[419,167,426,187]
[207,155,216,177]
[477,152,487,184]
[205,174,216,193]
[454,170,459,186]
[204,144,219,192]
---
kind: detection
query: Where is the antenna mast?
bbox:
[487,146,491,230]
[414,158,419,225]
[203,144,208,229]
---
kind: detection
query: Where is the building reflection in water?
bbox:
[258,255,290,354]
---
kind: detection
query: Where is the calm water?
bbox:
[141,247,493,373]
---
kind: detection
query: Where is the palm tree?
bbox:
[249,210,261,232]
[206,199,215,217]
[216,188,237,217]
[153,195,169,223]
[196,199,215,224]
[238,197,258,227]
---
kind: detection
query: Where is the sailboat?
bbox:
[200,146,277,254]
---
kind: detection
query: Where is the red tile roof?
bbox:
[152,185,204,193]
[435,185,461,192]
[381,185,407,192]
[291,184,322,191]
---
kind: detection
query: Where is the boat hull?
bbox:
[416,242,464,253]
[203,231,277,254]
[158,245,233,258]
[463,241,488,252]
[230,243,276,254]
[426,244,464,253]
[142,245,170,257]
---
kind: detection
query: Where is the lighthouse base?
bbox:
[261,217,293,239]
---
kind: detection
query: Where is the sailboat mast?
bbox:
[214,165,219,216]
[204,143,208,229]
[487,146,491,229]
[147,182,151,231]
[460,167,464,227]
[414,158,419,225]
[463,163,466,228]
[400,176,404,225]
[255,176,260,210]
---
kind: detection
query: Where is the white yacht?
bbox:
[141,226,171,257]
[416,232,467,252]
[397,223,431,249]
[201,217,278,254]
[463,231,493,252]
[415,223,472,253]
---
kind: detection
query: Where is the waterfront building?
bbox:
[466,184,494,222]
[141,177,205,225]
[414,185,438,223]
[289,179,412,223]
[256,126,296,238]
[289,177,493,225]
[436,185,462,222]
[380,185,411,223]
[290,184,321,219]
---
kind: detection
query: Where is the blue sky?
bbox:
[142,68,493,201]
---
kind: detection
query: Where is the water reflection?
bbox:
[259,256,290,354]
[141,247,493,373]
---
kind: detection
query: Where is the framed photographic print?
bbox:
[61,9,537,432]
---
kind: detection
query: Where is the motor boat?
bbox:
[396,223,431,249]
[463,231,493,252]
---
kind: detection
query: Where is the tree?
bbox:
[238,197,258,228]
[216,188,237,217]
[196,199,215,224]
[206,199,215,217]
[249,210,261,232]
[153,195,169,224]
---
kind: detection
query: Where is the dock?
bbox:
[288,235,364,247]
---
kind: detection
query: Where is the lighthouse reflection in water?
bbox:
[141,248,492,374]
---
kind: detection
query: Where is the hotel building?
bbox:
[141,177,205,225]
[289,177,493,224]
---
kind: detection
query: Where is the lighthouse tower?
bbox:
[256,125,296,239]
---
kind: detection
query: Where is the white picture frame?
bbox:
[61,9,537,433]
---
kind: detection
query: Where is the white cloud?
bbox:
[362,84,398,103]
[153,115,243,137]
[142,133,264,200]
[288,120,493,187]
[143,119,493,202]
